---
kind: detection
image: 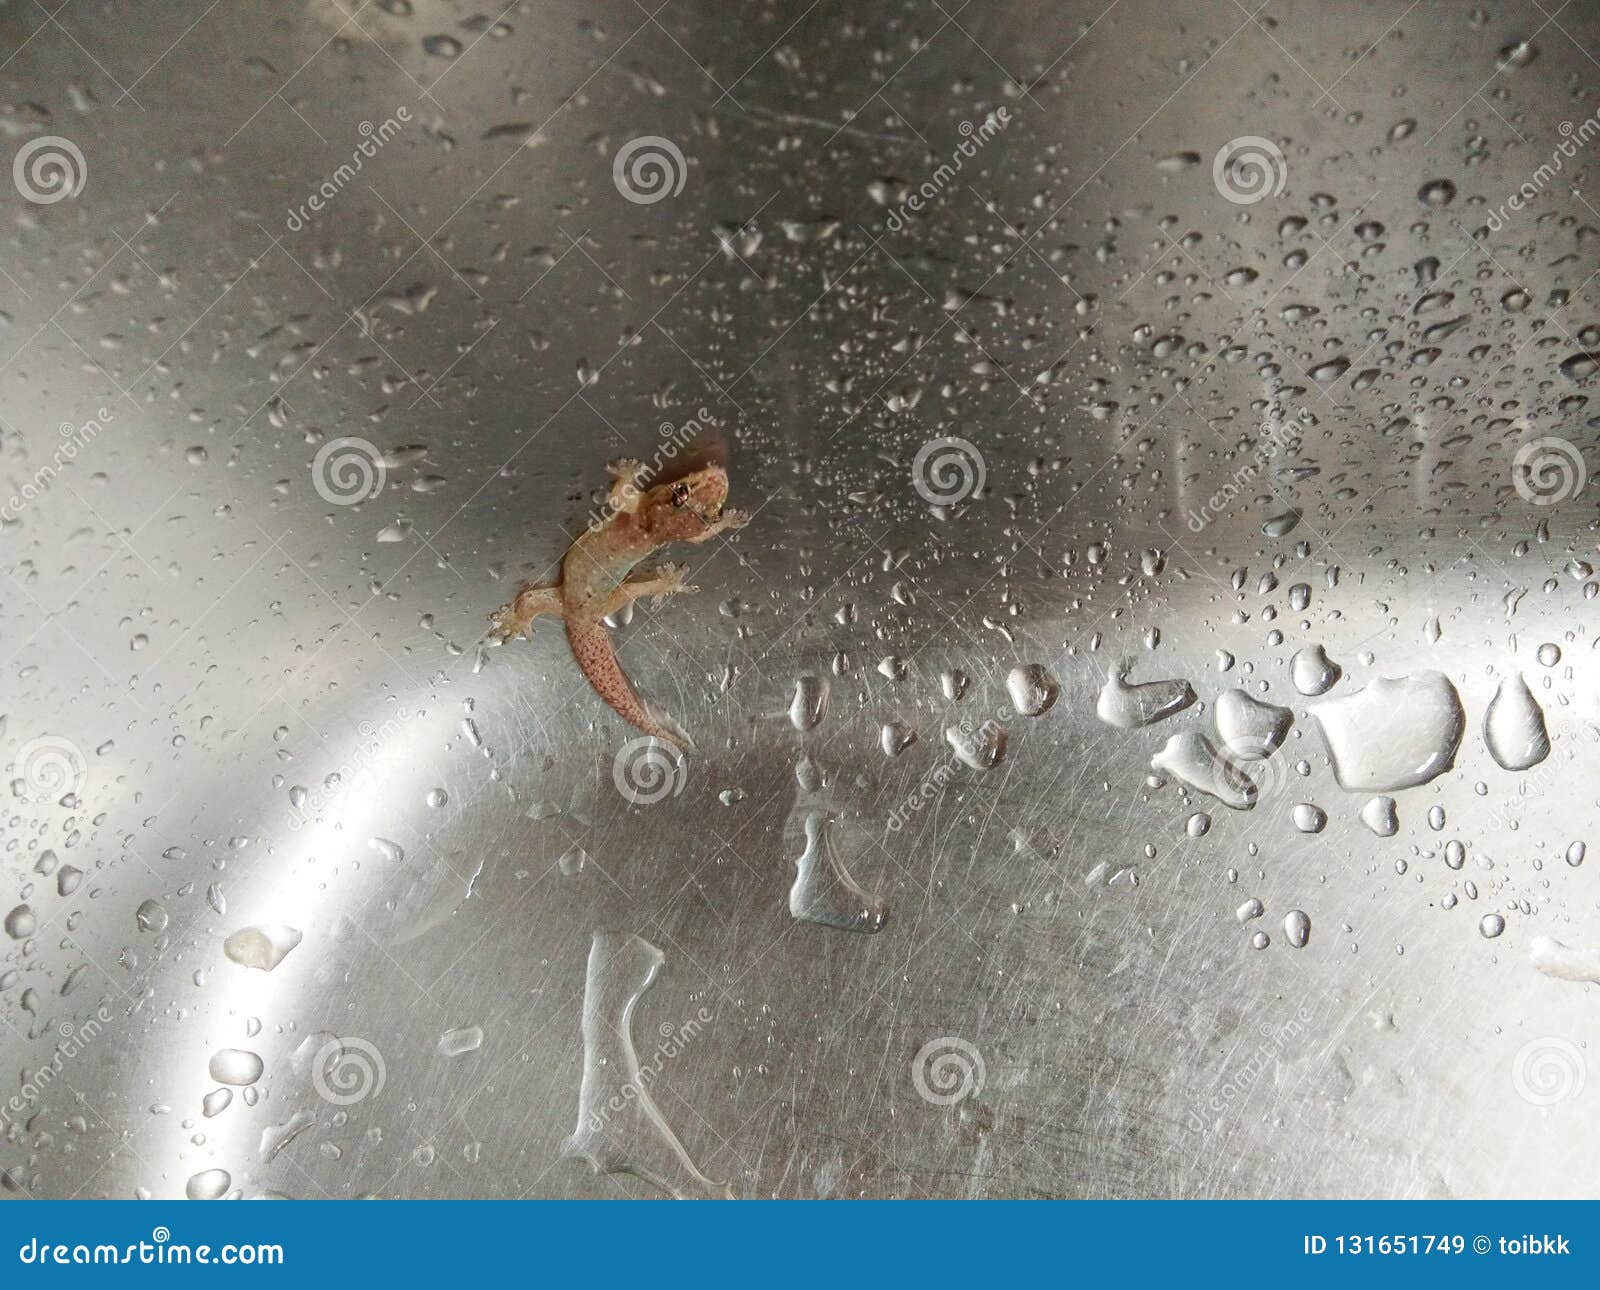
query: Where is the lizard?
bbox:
[488,458,749,752]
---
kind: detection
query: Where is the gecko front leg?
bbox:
[601,563,697,616]
[683,508,751,543]
[606,458,647,513]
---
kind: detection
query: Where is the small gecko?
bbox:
[489,458,749,752]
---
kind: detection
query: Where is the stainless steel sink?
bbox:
[1,0,1596,1199]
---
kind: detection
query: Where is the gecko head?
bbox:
[642,464,730,539]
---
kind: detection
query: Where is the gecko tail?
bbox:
[642,704,697,755]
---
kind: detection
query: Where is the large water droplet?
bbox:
[1483,672,1550,770]
[1309,672,1465,791]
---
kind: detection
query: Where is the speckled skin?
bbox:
[489,460,749,752]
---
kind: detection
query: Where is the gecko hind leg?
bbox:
[489,582,564,642]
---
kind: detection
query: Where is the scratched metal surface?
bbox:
[1,0,1598,1200]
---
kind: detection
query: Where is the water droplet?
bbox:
[208,1048,264,1086]
[1309,672,1465,791]
[1006,664,1060,716]
[1417,178,1456,208]
[438,1025,484,1057]
[790,812,887,933]
[1483,673,1550,771]
[223,924,303,972]
[944,720,1007,770]
[1291,803,1327,834]
[1214,689,1292,757]
[1151,732,1257,809]
[1095,666,1195,728]
[1360,796,1398,837]
[563,932,732,1199]
[1291,644,1341,696]
[185,1168,231,1200]
[134,898,168,934]
[789,676,829,731]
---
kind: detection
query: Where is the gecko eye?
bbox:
[670,482,691,507]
